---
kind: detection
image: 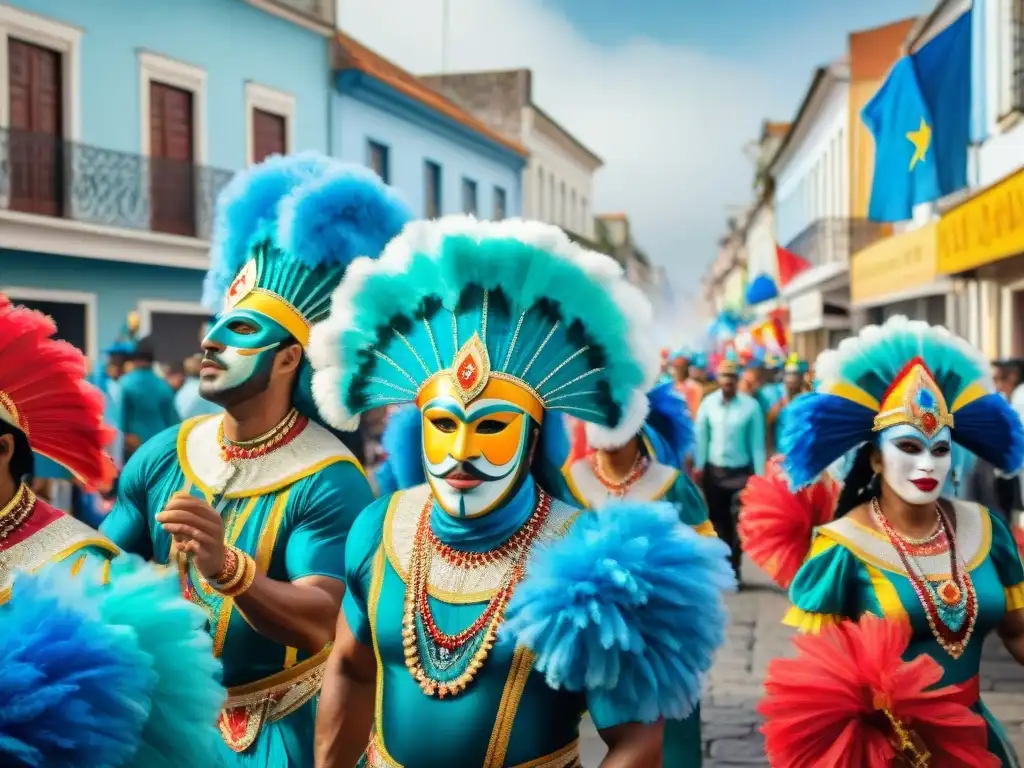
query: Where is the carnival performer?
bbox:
[563,380,716,766]
[100,152,413,767]
[766,354,809,454]
[310,216,735,768]
[0,293,226,768]
[769,316,1024,766]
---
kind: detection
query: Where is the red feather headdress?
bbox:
[737,454,839,589]
[760,615,998,767]
[0,295,116,491]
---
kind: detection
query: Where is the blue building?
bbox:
[0,0,335,364]
[332,33,526,221]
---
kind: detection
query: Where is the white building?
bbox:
[420,69,603,240]
[768,60,861,360]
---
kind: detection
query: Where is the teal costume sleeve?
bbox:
[987,507,1024,605]
[672,473,710,528]
[783,534,866,633]
[100,426,178,558]
[748,400,766,475]
[341,494,391,646]
[693,400,710,470]
[285,460,376,581]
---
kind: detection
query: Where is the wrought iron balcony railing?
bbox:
[0,127,234,240]
[783,217,888,269]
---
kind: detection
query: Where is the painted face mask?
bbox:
[418,376,539,519]
[879,424,953,505]
[199,307,291,406]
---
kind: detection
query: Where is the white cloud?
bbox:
[338,0,792,340]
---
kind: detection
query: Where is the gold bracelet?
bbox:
[213,546,246,593]
[212,546,239,584]
[218,552,256,598]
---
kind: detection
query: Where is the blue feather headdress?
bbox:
[503,501,735,722]
[202,152,412,428]
[309,217,660,454]
[783,316,1024,488]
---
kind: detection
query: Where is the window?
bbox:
[581,196,588,230]
[367,140,389,183]
[245,82,294,164]
[1,287,95,360]
[424,160,442,218]
[139,51,206,237]
[7,38,64,216]
[462,177,478,215]
[998,0,1024,118]
[493,186,506,220]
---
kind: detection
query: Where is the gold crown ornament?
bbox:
[872,358,954,439]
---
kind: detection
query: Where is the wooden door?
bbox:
[149,81,195,236]
[8,38,64,216]
[252,108,286,164]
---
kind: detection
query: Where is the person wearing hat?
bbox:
[100,153,413,767]
[311,216,734,767]
[993,358,1024,525]
[767,353,811,454]
[0,293,229,768]
[117,335,180,459]
[694,355,766,585]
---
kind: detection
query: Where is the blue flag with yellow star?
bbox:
[861,10,971,222]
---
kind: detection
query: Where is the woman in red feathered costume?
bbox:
[0,293,119,593]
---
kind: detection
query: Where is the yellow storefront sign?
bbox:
[938,167,1024,274]
[850,222,938,305]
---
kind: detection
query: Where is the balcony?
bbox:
[0,128,233,242]
[783,217,888,269]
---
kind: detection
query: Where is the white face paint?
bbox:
[879,424,953,505]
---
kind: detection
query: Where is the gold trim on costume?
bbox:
[483,647,536,767]
[0,389,22,432]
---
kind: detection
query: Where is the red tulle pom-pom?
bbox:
[759,615,998,768]
[737,455,838,589]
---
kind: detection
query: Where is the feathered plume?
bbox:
[643,382,694,465]
[738,455,838,589]
[81,556,225,768]
[785,316,1024,487]
[376,405,425,495]
[0,295,116,491]
[203,152,341,309]
[0,567,154,768]
[760,615,998,767]
[276,165,413,272]
[504,501,735,722]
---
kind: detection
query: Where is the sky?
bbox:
[337,0,929,335]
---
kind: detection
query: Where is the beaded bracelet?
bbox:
[217,551,257,598]
[212,546,239,584]
[212,546,246,594]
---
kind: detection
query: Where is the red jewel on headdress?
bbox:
[456,355,480,391]
[921,412,937,434]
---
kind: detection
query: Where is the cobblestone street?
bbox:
[580,559,1024,766]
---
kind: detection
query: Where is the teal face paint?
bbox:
[199,308,292,404]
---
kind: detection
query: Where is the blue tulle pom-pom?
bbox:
[0,566,154,768]
[504,501,735,722]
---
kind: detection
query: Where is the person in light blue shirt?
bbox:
[694,358,766,586]
[118,337,179,458]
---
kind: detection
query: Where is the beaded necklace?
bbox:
[217,408,306,461]
[0,484,35,540]
[871,498,976,659]
[403,490,552,699]
[590,451,649,497]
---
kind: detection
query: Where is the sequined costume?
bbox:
[0,294,225,767]
[310,217,735,766]
[563,381,715,765]
[770,316,1024,766]
[101,154,411,767]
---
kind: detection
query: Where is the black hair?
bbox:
[0,422,34,485]
[833,441,879,518]
[131,336,156,363]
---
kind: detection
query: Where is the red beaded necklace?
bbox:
[590,452,649,496]
[217,409,307,462]
[872,499,976,659]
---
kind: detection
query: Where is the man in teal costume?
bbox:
[101,153,412,767]
[311,217,735,767]
[118,336,180,458]
[563,381,715,765]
